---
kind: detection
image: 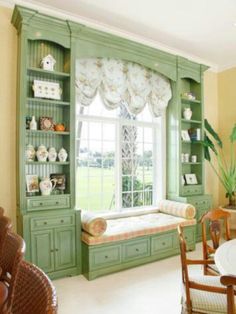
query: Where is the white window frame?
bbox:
[76,112,166,212]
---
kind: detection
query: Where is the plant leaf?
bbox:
[230,124,236,142]
[205,119,222,148]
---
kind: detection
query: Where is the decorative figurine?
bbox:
[40,54,56,71]
[183,108,192,120]
[36,144,48,162]
[54,123,65,132]
[58,148,68,162]
[25,144,35,162]
[48,147,57,162]
[39,177,57,196]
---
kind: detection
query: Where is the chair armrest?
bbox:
[221,275,236,287]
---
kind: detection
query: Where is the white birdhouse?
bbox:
[40,54,56,71]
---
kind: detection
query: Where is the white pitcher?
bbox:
[39,177,57,196]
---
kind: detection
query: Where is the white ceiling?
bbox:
[6,0,236,71]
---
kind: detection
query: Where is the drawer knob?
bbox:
[162,242,166,246]
[60,220,64,223]
[56,201,59,205]
[40,202,43,206]
[50,249,54,253]
[105,255,108,259]
[55,249,59,252]
[44,222,47,225]
[135,248,139,252]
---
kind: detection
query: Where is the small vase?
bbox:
[58,148,68,162]
[30,116,37,130]
[25,144,35,162]
[183,108,192,120]
[48,147,57,162]
[36,144,48,162]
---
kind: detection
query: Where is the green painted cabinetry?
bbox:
[167,57,212,241]
[12,6,81,279]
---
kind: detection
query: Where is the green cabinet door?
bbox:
[54,227,76,271]
[31,230,54,273]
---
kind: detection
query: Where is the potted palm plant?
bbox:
[202,119,236,208]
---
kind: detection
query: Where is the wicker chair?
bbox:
[10,260,58,314]
[0,207,4,216]
[0,216,12,258]
[177,225,234,313]
[0,231,25,312]
[200,208,231,275]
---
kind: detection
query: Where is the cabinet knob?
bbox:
[40,202,43,206]
[44,222,47,225]
[162,242,166,246]
[50,249,54,253]
[60,220,64,223]
[55,249,59,252]
[135,248,139,252]
[56,201,59,205]
[105,255,108,259]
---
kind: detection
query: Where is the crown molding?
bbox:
[1,0,219,72]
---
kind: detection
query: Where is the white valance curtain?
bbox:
[76,58,172,116]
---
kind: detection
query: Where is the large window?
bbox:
[76,94,165,212]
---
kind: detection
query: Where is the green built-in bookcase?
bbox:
[12,6,81,279]
[167,57,212,241]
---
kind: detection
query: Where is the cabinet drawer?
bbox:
[181,185,203,196]
[27,195,70,211]
[31,215,75,230]
[90,246,121,270]
[151,233,175,254]
[123,238,150,262]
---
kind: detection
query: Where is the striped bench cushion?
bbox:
[82,213,196,245]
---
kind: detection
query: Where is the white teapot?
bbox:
[25,144,35,162]
[36,144,48,162]
[48,147,57,162]
[58,148,68,162]
[39,177,57,196]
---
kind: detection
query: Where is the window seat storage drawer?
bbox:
[90,246,121,270]
[151,233,175,254]
[31,214,75,230]
[82,225,196,280]
[123,238,150,262]
[27,195,71,211]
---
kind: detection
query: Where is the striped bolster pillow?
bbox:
[158,200,196,219]
[81,212,107,236]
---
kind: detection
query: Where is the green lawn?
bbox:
[76,166,152,211]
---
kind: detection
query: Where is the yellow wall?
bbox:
[204,71,219,207]
[218,67,236,206]
[0,5,229,225]
[0,6,17,226]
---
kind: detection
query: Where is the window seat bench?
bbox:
[81,201,196,280]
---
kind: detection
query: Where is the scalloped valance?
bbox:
[76,58,172,116]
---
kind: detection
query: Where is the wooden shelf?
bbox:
[27,97,70,106]
[182,140,202,144]
[27,67,70,79]
[182,162,202,165]
[181,119,202,124]
[26,161,69,165]
[26,129,70,136]
[181,98,201,105]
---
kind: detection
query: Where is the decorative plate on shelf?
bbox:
[32,80,62,100]
[39,117,54,131]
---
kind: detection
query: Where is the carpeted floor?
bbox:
[54,243,203,314]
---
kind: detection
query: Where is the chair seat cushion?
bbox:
[182,275,231,314]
